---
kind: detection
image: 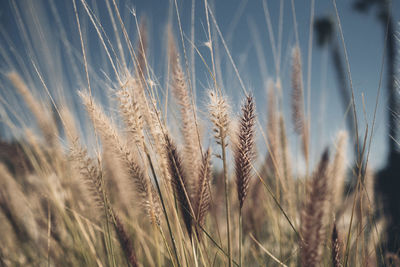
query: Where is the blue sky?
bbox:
[0,0,399,170]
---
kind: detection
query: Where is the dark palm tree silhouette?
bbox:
[354,0,400,258]
[317,0,399,259]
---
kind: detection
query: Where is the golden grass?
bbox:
[0,1,391,266]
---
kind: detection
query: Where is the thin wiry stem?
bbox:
[145,151,181,267]
[222,135,232,267]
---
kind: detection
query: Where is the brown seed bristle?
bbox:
[114,213,139,267]
[300,149,330,267]
[331,223,342,267]
[195,148,212,228]
[80,92,159,225]
[70,143,113,218]
[235,95,256,209]
[165,135,193,237]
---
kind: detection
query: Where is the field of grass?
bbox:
[0,0,399,266]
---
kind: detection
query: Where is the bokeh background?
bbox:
[0,0,399,171]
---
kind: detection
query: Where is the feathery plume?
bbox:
[70,143,111,214]
[70,140,139,266]
[168,32,201,195]
[133,20,168,183]
[131,72,170,183]
[194,148,212,228]
[8,72,58,149]
[209,89,232,265]
[165,135,193,237]
[235,95,256,209]
[291,46,309,163]
[329,131,348,214]
[291,46,305,134]
[208,90,230,146]
[79,92,160,225]
[300,149,330,267]
[117,82,145,150]
[60,106,80,145]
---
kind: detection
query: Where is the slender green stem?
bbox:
[153,224,161,267]
[196,223,239,267]
[159,227,176,267]
[220,135,232,267]
[252,166,302,241]
[191,238,199,267]
[146,152,181,267]
[102,191,116,267]
[239,209,242,267]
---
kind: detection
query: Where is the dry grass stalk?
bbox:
[194,148,212,235]
[117,83,145,151]
[291,46,309,163]
[235,95,256,209]
[278,113,292,194]
[208,89,233,266]
[79,92,160,225]
[60,107,80,146]
[1,2,385,265]
[291,46,305,134]
[70,143,111,215]
[24,129,52,172]
[132,74,170,183]
[114,213,139,267]
[102,144,132,215]
[70,142,139,266]
[131,22,168,182]
[137,16,148,85]
[7,72,57,144]
[300,149,330,267]
[0,163,39,244]
[165,135,193,238]
[168,33,201,197]
[329,131,348,215]
[235,94,256,267]
[332,223,343,267]
[266,80,279,174]
[208,90,230,147]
